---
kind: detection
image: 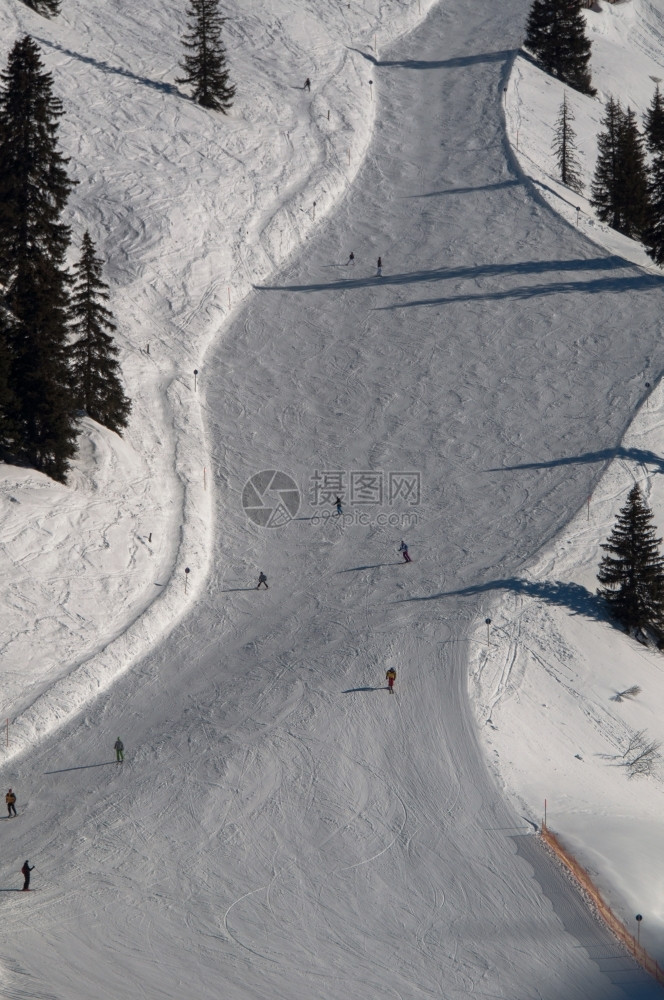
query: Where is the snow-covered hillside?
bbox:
[2,0,664,997]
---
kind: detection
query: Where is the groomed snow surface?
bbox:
[1,0,664,996]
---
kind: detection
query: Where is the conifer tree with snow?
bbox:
[591,96,625,232]
[643,86,664,264]
[69,232,131,435]
[598,484,664,641]
[618,107,650,239]
[177,0,236,112]
[524,0,596,96]
[20,0,61,16]
[0,36,77,482]
[552,92,583,193]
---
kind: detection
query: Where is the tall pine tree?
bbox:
[591,96,625,232]
[643,86,664,264]
[598,484,664,640]
[552,91,583,193]
[618,107,650,239]
[0,36,77,482]
[177,0,236,112]
[524,0,595,96]
[69,232,131,435]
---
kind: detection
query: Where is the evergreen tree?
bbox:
[20,0,61,16]
[644,84,664,151]
[0,307,19,458]
[176,0,235,112]
[0,36,77,482]
[643,86,664,264]
[552,91,583,193]
[591,96,625,231]
[598,484,664,639]
[618,107,650,239]
[524,0,595,96]
[70,232,131,434]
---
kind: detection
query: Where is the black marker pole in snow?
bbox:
[185,567,190,594]
[485,618,491,646]
[194,369,198,392]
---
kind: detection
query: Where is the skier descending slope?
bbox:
[398,540,411,562]
[385,667,397,693]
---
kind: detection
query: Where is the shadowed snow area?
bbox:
[2,0,664,997]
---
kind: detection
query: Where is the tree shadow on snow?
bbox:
[399,578,607,623]
[35,37,181,97]
[487,444,664,475]
[255,256,650,299]
[346,46,516,70]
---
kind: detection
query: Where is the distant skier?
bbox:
[114,737,124,763]
[398,540,411,562]
[21,860,33,891]
[335,495,343,516]
[347,251,355,266]
[304,77,311,91]
[256,571,269,590]
[386,668,397,693]
[6,788,16,818]
[376,256,382,276]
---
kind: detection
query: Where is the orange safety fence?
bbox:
[540,824,664,986]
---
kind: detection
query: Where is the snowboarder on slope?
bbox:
[398,540,411,562]
[114,738,124,763]
[376,256,382,276]
[304,77,311,91]
[386,668,397,692]
[256,572,268,590]
[21,860,33,891]
[6,789,16,818]
[347,251,355,266]
[335,496,343,516]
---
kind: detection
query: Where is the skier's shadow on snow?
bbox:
[44,761,118,774]
[342,686,381,693]
[220,587,258,592]
[338,563,402,572]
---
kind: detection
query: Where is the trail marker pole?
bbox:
[576,206,580,227]
[146,343,150,355]
[485,617,492,646]
[347,148,351,165]
[327,109,330,121]
[636,913,643,947]
[313,200,317,221]
[203,467,207,491]
[587,495,591,521]
[646,381,651,408]
[148,532,152,543]
[503,86,507,106]
[194,369,198,391]
[185,567,190,594]
[5,718,7,748]
[544,798,547,829]
[369,79,373,102]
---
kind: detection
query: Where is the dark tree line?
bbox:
[598,485,664,644]
[524,0,596,96]
[19,0,61,16]
[0,36,130,482]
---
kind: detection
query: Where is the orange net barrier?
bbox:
[540,825,664,985]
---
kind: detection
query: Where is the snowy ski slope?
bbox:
[1,0,664,997]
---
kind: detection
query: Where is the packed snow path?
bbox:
[4,2,664,998]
